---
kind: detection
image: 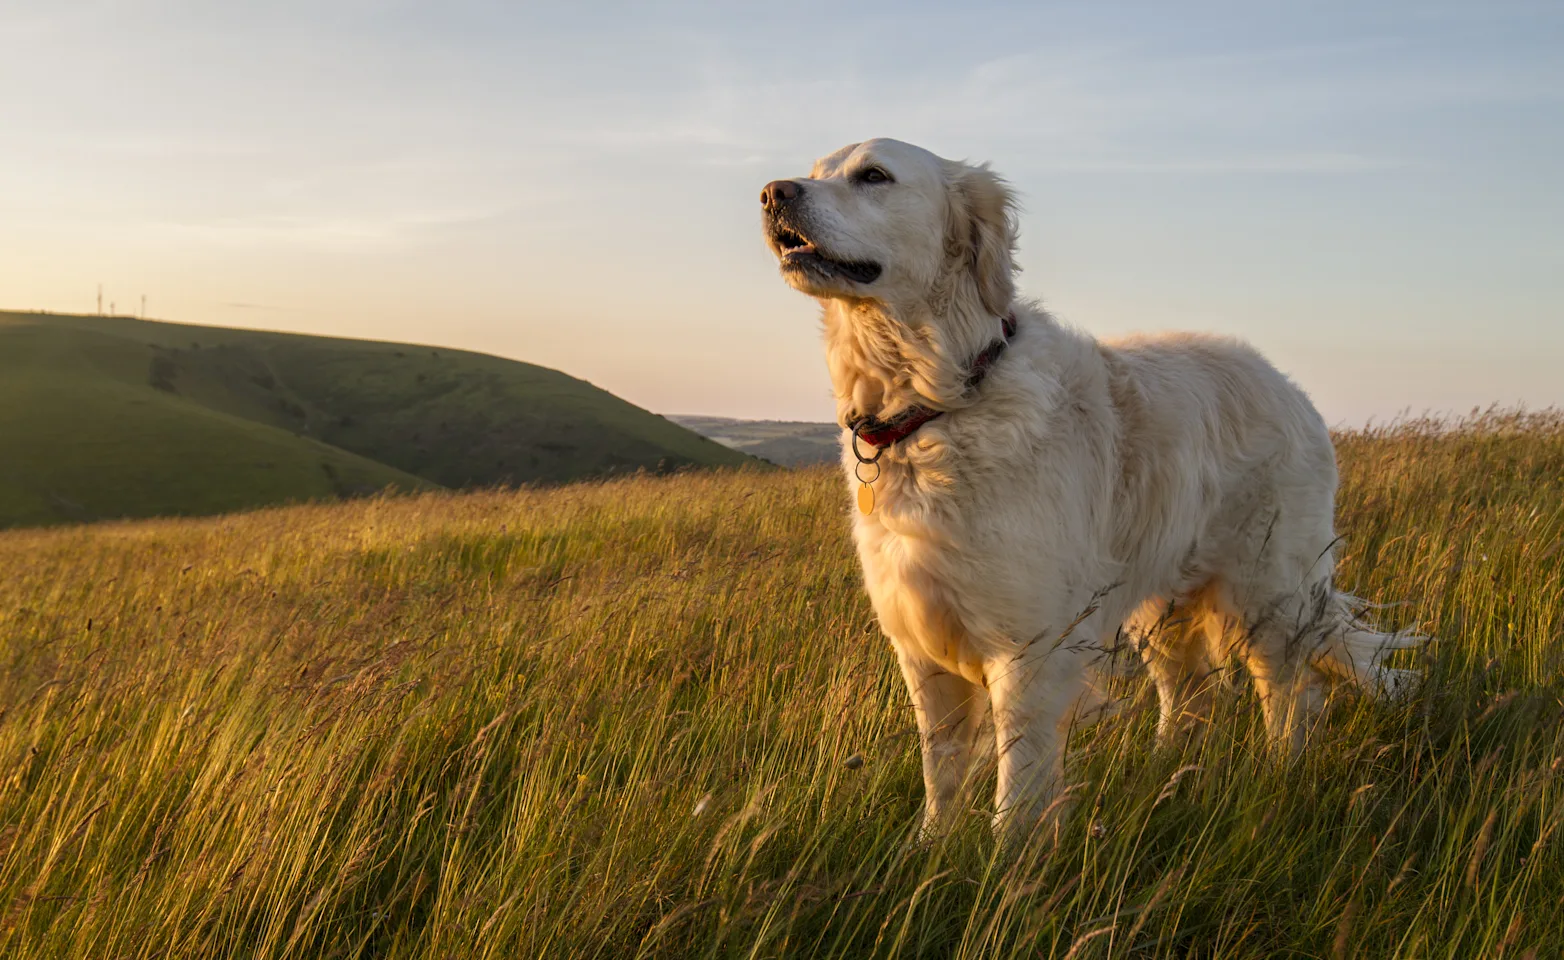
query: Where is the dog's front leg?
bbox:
[893,642,988,838]
[987,649,1085,847]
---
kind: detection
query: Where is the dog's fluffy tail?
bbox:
[1311,590,1424,699]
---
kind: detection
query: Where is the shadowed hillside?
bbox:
[0,311,754,527]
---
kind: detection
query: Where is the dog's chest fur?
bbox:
[842,348,1119,683]
[849,444,994,684]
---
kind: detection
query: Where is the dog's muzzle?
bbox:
[761,181,883,286]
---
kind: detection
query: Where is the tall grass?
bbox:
[1,411,1562,958]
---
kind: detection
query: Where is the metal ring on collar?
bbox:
[850,426,885,464]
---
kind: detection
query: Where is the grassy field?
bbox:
[0,412,1561,958]
[0,311,752,528]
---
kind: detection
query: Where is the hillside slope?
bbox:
[0,311,753,527]
[0,319,433,528]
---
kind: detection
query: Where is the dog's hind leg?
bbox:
[893,643,989,838]
[1127,596,1219,744]
[1234,619,1314,755]
[1204,582,1327,756]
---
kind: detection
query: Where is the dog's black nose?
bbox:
[761,180,800,211]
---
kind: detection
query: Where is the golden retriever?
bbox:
[760,138,1419,843]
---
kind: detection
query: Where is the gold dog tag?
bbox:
[852,441,881,515]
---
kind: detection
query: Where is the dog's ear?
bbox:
[945,163,1018,317]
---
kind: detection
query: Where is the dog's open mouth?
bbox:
[771,226,883,285]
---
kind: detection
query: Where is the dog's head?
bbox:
[761,138,1017,318]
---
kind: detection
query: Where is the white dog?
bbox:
[760,138,1418,843]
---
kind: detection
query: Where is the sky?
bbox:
[1,1,1560,424]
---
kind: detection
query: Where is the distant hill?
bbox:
[668,415,840,467]
[0,311,754,528]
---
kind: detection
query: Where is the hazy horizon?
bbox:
[3,1,1560,425]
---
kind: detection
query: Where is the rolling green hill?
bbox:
[0,311,753,528]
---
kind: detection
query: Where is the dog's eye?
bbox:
[857,167,892,185]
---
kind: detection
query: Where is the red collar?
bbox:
[847,312,1018,459]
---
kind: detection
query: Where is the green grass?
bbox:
[0,311,754,528]
[0,411,1561,957]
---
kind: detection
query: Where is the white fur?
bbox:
[761,139,1420,843]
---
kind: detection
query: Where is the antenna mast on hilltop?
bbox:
[140,295,146,319]
[97,284,103,316]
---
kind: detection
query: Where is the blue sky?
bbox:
[2,1,1560,423]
